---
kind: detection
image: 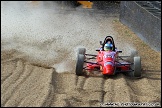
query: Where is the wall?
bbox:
[119,1,161,52]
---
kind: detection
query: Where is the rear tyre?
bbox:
[76,54,85,76]
[78,48,86,55]
[126,50,138,63]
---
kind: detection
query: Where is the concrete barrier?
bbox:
[119,1,161,52]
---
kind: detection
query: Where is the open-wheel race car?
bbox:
[75,36,141,77]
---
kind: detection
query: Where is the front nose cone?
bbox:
[103,64,114,75]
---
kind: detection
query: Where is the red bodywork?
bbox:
[86,50,130,75]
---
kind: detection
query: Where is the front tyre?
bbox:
[76,54,85,76]
[126,56,141,78]
[133,56,141,77]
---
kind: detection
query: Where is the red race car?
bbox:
[75,36,141,77]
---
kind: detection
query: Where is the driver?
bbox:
[104,41,113,51]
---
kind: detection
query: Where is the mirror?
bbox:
[100,41,102,45]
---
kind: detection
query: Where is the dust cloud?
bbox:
[1,1,136,73]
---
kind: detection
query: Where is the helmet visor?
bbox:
[104,44,112,51]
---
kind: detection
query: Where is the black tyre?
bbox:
[125,56,141,78]
[76,54,85,76]
[127,50,138,63]
[78,48,86,55]
[133,56,141,77]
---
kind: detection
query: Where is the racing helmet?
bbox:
[104,43,113,51]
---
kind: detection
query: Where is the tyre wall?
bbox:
[119,1,161,52]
